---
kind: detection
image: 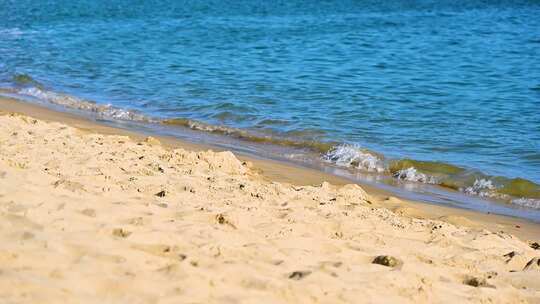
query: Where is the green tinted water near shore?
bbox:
[166,116,540,203]
[164,118,336,154]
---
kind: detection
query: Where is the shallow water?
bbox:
[1,0,539,209]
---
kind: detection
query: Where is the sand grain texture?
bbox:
[0,113,539,303]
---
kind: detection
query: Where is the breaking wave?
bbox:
[17,86,149,122]
[322,144,385,172]
[512,198,540,209]
[461,178,540,209]
[393,167,438,184]
[463,179,497,198]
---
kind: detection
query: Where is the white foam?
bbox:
[460,179,540,209]
[393,167,438,184]
[18,87,148,122]
[511,198,540,209]
[323,144,385,173]
[463,179,496,197]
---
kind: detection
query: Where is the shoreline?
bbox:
[1,97,540,302]
[1,96,539,240]
[3,86,540,217]
[3,85,540,214]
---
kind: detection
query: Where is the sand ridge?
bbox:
[0,112,539,303]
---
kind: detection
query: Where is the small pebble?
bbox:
[463,276,493,288]
[288,271,311,280]
[112,228,132,238]
[372,255,401,268]
[464,277,483,287]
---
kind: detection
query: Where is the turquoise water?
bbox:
[1,1,540,209]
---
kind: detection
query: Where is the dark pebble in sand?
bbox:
[504,251,516,258]
[464,277,491,288]
[372,255,401,268]
[530,242,540,250]
[523,257,540,271]
[503,251,516,258]
[155,190,166,197]
[216,214,226,224]
[216,213,237,229]
[503,251,517,263]
[112,228,132,238]
[288,271,311,280]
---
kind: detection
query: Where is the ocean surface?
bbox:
[1,1,540,214]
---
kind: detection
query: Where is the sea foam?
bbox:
[463,179,496,197]
[18,87,149,122]
[323,144,385,173]
[512,198,540,209]
[392,167,438,184]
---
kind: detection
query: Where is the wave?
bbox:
[461,178,540,209]
[512,198,540,209]
[392,167,438,184]
[463,178,497,197]
[389,158,466,176]
[163,118,335,153]
[20,87,149,121]
[2,77,540,209]
[5,74,150,122]
[498,178,540,199]
[322,144,385,172]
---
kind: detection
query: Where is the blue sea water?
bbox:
[1,1,540,210]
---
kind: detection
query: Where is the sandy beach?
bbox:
[1,98,539,303]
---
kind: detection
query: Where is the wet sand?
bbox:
[1,97,539,303]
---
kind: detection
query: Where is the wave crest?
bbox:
[323,144,385,173]
[512,198,540,209]
[393,167,438,184]
[18,87,149,122]
[463,179,497,197]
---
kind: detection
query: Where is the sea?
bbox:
[1,0,539,220]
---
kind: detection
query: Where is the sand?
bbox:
[0,105,539,303]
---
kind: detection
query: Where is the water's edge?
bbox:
[1,81,540,222]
